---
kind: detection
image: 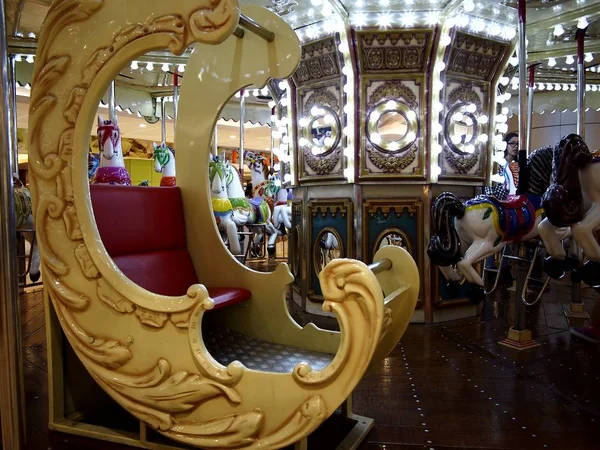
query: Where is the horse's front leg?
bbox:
[538,217,566,259]
[571,204,600,287]
[572,203,600,261]
[225,219,241,256]
[457,239,504,287]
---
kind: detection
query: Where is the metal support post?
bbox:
[0,0,27,446]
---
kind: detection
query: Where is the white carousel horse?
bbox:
[267,173,292,231]
[209,154,242,256]
[539,134,600,286]
[319,232,340,267]
[428,145,570,301]
[243,151,281,256]
[93,116,132,185]
[13,178,40,282]
[224,155,278,254]
[153,142,177,186]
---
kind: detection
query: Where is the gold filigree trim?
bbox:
[367,145,417,173]
[304,147,341,175]
[444,147,480,174]
[292,259,383,385]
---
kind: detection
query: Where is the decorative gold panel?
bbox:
[292,36,341,86]
[356,30,434,74]
[446,32,510,82]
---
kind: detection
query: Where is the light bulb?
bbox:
[278,81,287,90]
[508,57,518,66]
[371,133,382,144]
[478,134,489,143]
[434,102,444,113]
[466,103,477,113]
[432,144,442,156]
[284,174,292,183]
[578,17,589,29]
[131,61,139,70]
[463,0,475,12]
[553,24,565,36]
[435,61,446,72]
[440,35,451,46]
[499,76,509,86]
[25,55,34,63]
[146,62,154,71]
[268,100,276,108]
[452,112,464,122]
[435,80,444,90]
[432,166,442,177]
[465,144,475,153]
[406,132,416,141]
[566,55,575,65]
[433,123,443,134]
[161,63,170,72]
[585,53,594,63]
[299,138,308,146]
[386,100,397,109]
[406,110,417,120]
[178,64,186,73]
[548,57,557,67]
[478,115,489,124]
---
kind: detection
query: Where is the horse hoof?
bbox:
[30,272,41,283]
[544,257,567,279]
[267,245,276,256]
[445,282,463,298]
[468,285,485,305]
[579,260,600,288]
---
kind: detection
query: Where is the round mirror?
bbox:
[313,229,344,276]
[377,112,408,143]
[374,229,412,255]
[367,100,418,153]
[444,103,481,155]
[301,106,341,156]
[291,225,301,277]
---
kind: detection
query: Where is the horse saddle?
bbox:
[467,194,542,243]
[249,197,268,223]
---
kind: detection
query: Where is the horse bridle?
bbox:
[97,123,120,160]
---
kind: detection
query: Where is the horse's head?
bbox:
[209,154,229,196]
[153,142,174,173]
[97,116,122,162]
[244,151,267,177]
[558,134,592,169]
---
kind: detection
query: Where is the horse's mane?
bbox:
[542,134,593,227]
[526,146,554,196]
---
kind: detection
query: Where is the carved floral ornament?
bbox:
[27,2,411,448]
[442,85,487,174]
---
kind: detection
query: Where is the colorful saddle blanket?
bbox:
[249,197,269,223]
[465,194,543,243]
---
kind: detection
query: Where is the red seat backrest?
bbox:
[90,185,199,297]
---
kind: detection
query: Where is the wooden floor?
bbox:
[20,276,600,450]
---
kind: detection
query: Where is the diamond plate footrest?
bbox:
[203,323,335,373]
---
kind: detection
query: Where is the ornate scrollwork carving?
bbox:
[303,88,339,114]
[370,81,417,110]
[304,147,342,175]
[366,144,417,173]
[444,147,480,174]
[447,85,482,110]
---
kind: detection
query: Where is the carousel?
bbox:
[0,0,599,449]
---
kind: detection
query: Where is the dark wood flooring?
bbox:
[20,274,600,450]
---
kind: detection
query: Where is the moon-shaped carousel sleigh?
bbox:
[29,1,420,449]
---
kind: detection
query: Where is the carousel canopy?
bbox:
[5,0,600,114]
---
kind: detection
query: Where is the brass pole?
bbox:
[239,14,275,42]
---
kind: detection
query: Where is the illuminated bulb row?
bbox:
[13,54,35,63]
[130,61,186,73]
[429,30,451,182]
[338,24,356,183]
[519,83,600,92]
[553,17,589,37]
[14,31,36,39]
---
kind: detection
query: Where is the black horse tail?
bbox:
[427,192,465,267]
[542,134,593,227]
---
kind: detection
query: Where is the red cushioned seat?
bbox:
[90,185,250,308]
